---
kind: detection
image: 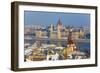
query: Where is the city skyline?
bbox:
[24,11,90,62]
[24,11,90,28]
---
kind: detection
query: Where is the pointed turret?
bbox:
[57,17,62,26]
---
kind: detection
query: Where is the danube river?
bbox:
[25,37,90,54]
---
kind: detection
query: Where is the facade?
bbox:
[24,18,85,40]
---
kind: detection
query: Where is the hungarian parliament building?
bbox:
[24,18,90,40]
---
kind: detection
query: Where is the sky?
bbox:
[24,11,90,28]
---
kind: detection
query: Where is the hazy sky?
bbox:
[24,11,90,27]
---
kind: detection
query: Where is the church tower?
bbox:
[63,28,77,59]
[67,28,77,52]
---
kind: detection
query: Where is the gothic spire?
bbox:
[57,17,62,26]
